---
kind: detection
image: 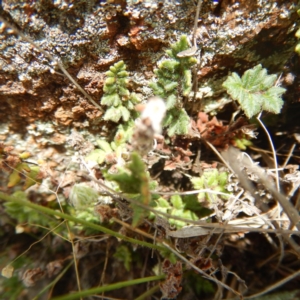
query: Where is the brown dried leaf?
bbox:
[160,260,183,299]
[22,268,46,287]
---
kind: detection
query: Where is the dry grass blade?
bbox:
[222,147,300,231]
[222,147,300,256]
[244,269,300,299]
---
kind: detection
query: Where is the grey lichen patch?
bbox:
[198,1,298,71]
[0,0,298,131]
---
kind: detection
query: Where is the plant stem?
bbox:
[0,192,164,251]
[50,275,165,300]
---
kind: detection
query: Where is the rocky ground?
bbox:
[0,0,300,299]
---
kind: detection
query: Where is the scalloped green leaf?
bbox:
[223,64,286,118]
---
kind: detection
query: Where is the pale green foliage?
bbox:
[191,169,231,207]
[105,152,153,227]
[163,108,190,137]
[150,35,197,136]
[7,163,42,190]
[150,195,198,229]
[101,60,140,122]
[223,64,285,118]
[113,245,132,271]
[234,136,253,150]
[4,191,55,227]
[69,183,99,209]
[85,121,134,166]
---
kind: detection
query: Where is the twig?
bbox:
[282,143,296,168]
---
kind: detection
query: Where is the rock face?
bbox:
[0,0,298,131]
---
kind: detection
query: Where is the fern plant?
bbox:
[105,152,154,227]
[150,35,197,136]
[85,121,134,167]
[222,64,285,118]
[101,60,140,123]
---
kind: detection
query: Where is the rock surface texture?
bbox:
[0,0,299,147]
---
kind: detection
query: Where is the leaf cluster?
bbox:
[150,35,197,136]
[0,147,43,190]
[222,64,285,118]
[105,152,153,227]
[4,191,57,228]
[191,169,231,208]
[101,61,140,123]
[85,121,134,166]
[150,195,198,229]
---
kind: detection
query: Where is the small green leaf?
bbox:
[7,170,21,188]
[23,166,41,190]
[96,139,113,152]
[103,107,122,122]
[223,64,286,118]
[165,108,190,136]
[164,81,178,92]
[182,69,192,96]
[105,70,115,77]
[69,184,99,209]
[114,245,132,271]
[118,86,130,98]
[101,94,121,107]
[85,149,107,164]
[165,94,177,110]
[104,77,115,85]
[120,106,130,122]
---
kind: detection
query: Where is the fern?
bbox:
[222,64,285,118]
[150,35,197,136]
[105,152,152,227]
[101,61,140,123]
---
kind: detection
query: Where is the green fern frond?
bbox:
[222,64,285,118]
[164,108,190,136]
[100,60,140,123]
[150,35,196,136]
[105,152,151,227]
